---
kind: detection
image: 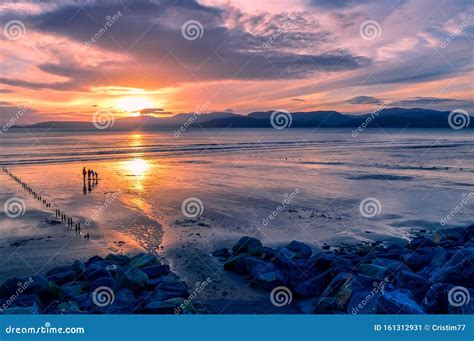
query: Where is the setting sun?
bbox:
[116,97,154,114]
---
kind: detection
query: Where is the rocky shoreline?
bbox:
[1,225,472,314]
[217,225,474,314]
[0,253,192,314]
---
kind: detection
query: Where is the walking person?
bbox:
[82,167,87,181]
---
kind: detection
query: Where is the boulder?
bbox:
[223,253,246,271]
[396,270,429,301]
[294,270,332,298]
[248,261,281,291]
[285,240,312,259]
[115,266,149,292]
[232,236,262,254]
[358,264,387,281]
[429,252,474,287]
[90,277,115,292]
[56,301,81,314]
[376,290,424,314]
[347,291,380,314]
[85,261,113,281]
[130,253,160,268]
[48,270,77,285]
[248,246,277,261]
[105,254,131,266]
[409,236,436,249]
[46,260,85,277]
[147,278,188,302]
[3,302,40,314]
[60,281,90,300]
[422,283,452,313]
[141,265,170,279]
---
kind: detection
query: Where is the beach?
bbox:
[1,128,473,313]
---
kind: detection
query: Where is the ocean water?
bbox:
[1,127,473,311]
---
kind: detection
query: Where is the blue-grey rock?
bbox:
[142,297,188,314]
[295,270,331,298]
[48,270,77,285]
[232,236,262,254]
[249,261,281,290]
[376,290,424,314]
[61,281,90,300]
[91,277,115,292]
[348,291,380,314]
[116,266,149,292]
[46,260,85,277]
[286,240,312,259]
[130,253,160,268]
[141,265,170,279]
[358,264,387,281]
[105,254,131,266]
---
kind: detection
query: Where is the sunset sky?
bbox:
[0,0,473,124]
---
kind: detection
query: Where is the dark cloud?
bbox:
[0,89,14,93]
[346,96,383,105]
[291,98,306,102]
[140,108,166,114]
[0,0,369,91]
[390,97,465,107]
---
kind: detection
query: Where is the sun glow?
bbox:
[116,97,154,114]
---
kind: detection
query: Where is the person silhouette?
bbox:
[82,167,87,181]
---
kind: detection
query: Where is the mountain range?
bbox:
[16,108,473,130]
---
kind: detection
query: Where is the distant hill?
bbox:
[13,108,473,130]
